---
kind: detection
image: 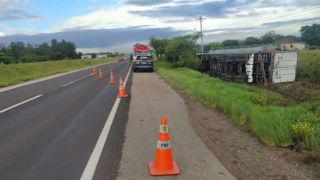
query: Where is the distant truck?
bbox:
[131,44,154,72]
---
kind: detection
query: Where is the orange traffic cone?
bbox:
[109,71,116,85]
[92,67,97,75]
[117,77,128,98]
[98,69,104,79]
[149,116,180,176]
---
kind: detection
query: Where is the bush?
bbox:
[176,52,201,70]
[0,53,14,64]
[19,54,48,63]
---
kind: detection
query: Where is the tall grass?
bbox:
[0,58,116,87]
[156,61,320,150]
[297,50,320,83]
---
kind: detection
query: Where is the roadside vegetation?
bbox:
[151,23,320,152]
[156,61,320,150]
[297,50,320,83]
[0,58,115,87]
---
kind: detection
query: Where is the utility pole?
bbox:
[195,16,206,53]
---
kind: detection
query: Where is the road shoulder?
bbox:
[117,73,235,180]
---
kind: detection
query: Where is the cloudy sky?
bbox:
[0,0,319,52]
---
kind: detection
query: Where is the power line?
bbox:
[253,6,320,26]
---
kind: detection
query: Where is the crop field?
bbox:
[0,58,116,87]
[156,60,320,151]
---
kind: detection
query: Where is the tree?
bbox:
[204,42,222,52]
[222,39,239,47]
[8,42,25,60]
[300,24,320,46]
[150,38,167,57]
[36,42,50,58]
[49,39,78,60]
[164,36,200,69]
[260,31,282,44]
[66,41,77,59]
[244,37,260,45]
[50,39,63,60]
[0,52,13,64]
[282,35,301,42]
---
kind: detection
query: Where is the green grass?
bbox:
[156,60,320,150]
[0,58,116,87]
[297,50,320,83]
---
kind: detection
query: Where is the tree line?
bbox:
[0,39,79,64]
[203,24,320,52]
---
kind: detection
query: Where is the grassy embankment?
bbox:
[0,58,116,87]
[156,60,320,151]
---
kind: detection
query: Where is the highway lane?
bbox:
[0,61,132,180]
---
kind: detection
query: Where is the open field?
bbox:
[297,50,320,83]
[156,60,320,151]
[0,58,116,87]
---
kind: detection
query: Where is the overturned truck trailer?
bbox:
[197,46,298,84]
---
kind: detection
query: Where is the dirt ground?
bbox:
[268,81,320,102]
[180,92,320,180]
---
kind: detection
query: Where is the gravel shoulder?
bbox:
[117,73,235,180]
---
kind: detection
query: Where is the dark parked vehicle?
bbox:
[131,44,154,72]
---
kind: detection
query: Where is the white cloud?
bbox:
[0,0,32,10]
[1,0,320,51]
[51,4,168,32]
[0,0,16,10]
[52,0,320,38]
[77,41,140,53]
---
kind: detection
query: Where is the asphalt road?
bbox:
[0,61,132,180]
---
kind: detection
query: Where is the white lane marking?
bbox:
[78,74,92,81]
[61,74,92,87]
[80,65,132,180]
[62,81,74,87]
[0,94,43,114]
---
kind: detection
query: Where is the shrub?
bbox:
[19,54,48,63]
